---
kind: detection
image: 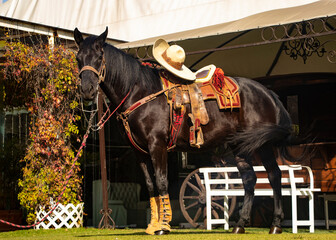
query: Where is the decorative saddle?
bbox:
[160,65,241,149]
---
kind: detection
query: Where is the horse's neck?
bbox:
[103,48,157,110]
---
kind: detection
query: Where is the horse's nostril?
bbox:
[89,85,94,92]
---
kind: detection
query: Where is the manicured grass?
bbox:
[0,227,335,240]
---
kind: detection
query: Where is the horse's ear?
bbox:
[74,28,84,46]
[94,27,108,51]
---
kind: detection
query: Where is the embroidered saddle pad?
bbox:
[160,68,241,110]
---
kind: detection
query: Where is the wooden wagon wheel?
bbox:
[179,168,237,228]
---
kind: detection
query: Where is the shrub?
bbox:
[2,38,82,224]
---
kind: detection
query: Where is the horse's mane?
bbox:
[103,43,161,95]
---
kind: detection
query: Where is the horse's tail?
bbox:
[269,90,312,162]
[229,124,294,156]
[230,90,311,161]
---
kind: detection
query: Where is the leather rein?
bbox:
[117,84,181,154]
[79,53,180,154]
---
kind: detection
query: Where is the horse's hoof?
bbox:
[232,226,245,234]
[145,223,160,235]
[269,226,282,234]
[154,230,170,235]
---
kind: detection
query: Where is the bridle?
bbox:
[78,51,107,115]
[78,51,129,131]
[79,51,106,84]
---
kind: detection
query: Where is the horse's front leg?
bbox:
[233,155,257,233]
[136,155,161,235]
[149,141,172,235]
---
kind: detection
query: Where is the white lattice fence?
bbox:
[35,200,84,229]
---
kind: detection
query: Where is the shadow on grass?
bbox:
[74,227,332,238]
[75,228,288,238]
[75,230,235,238]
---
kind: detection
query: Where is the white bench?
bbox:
[199,165,320,233]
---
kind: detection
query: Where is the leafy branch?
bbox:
[2,38,82,224]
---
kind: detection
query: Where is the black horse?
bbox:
[74,28,295,235]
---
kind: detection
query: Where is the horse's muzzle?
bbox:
[81,84,96,101]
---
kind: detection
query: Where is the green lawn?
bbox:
[0,228,336,240]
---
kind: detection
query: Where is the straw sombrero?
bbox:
[153,39,195,81]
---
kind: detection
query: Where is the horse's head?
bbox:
[74,27,108,100]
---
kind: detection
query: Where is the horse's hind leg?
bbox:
[233,155,257,233]
[137,156,161,235]
[257,145,283,234]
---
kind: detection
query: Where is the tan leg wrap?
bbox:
[158,194,172,232]
[145,196,160,235]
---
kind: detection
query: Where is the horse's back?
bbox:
[234,77,291,127]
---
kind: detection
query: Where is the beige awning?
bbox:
[116,0,336,49]
[114,0,336,79]
[0,0,320,42]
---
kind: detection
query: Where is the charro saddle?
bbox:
[160,64,241,149]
